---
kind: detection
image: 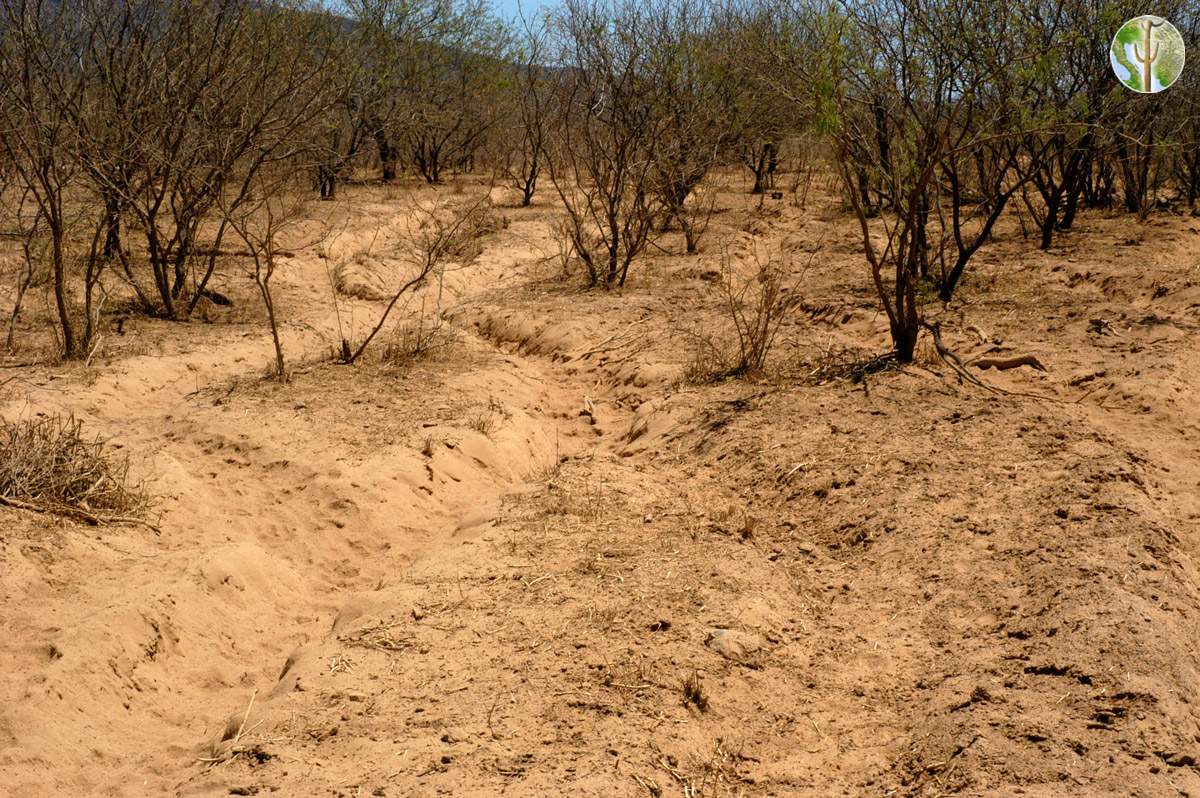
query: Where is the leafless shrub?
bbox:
[340,196,497,364]
[721,244,805,375]
[379,299,458,366]
[223,177,330,384]
[497,10,551,207]
[0,414,148,521]
[545,0,661,289]
[548,218,580,277]
[785,135,826,210]
[685,241,808,380]
[3,192,46,351]
[639,0,744,255]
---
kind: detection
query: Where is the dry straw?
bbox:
[0,414,155,530]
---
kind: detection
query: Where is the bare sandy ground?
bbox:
[2,179,1200,796]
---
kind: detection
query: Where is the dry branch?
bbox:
[0,494,160,533]
[971,354,1047,372]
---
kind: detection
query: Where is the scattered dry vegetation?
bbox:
[0,414,148,525]
[2,0,1200,796]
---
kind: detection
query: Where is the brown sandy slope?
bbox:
[2,180,1200,797]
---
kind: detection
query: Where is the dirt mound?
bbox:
[332,255,396,300]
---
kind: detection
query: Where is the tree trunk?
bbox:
[50,222,75,358]
[102,193,121,259]
[1040,195,1057,250]
[375,130,396,182]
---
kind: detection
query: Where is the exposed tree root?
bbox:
[971,354,1047,372]
[0,494,161,534]
[921,321,1061,403]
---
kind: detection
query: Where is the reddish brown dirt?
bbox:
[2,179,1200,797]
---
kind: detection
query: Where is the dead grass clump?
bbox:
[380,314,457,367]
[0,414,150,524]
[799,345,896,384]
[466,396,508,437]
[420,435,438,458]
[681,669,709,712]
[438,200,507,265]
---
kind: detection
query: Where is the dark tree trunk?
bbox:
[749,142,776,194]
[375,130,396,182]
[317,165,337,199]
[102,193,121,259]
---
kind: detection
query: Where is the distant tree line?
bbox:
[0,0,1196,362]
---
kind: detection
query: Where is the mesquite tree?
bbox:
[640,0,744,254]
[347,0,509,184]
[546,0,661,288]
[724,2,796,196]
[498,10,552,206]
[0,0,104,358]
[1171,9,1200,205]
[817,0,1035,361]
[64,0,341,319]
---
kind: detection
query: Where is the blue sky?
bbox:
[492,0,558,24]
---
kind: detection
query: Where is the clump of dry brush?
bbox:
[0,414,151,527]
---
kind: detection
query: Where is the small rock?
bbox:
[1161,751,1196,767]
[1068,369,1106,387]
[705,628,766,662]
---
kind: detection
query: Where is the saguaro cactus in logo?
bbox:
[1110,16,1186,93]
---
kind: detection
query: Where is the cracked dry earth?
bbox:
[2,179,1200,797]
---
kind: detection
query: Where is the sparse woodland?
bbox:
[0,0,1196,367]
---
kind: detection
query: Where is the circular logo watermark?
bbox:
[1110,16,1186,93]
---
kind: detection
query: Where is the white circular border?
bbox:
[1110,15,1186,94]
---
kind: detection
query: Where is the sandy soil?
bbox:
[2,177,1200,797]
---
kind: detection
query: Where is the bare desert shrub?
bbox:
[0,414,147,521]
[685,242,806,380]
[379,302,458,366]
[722,245,805,375]
[549,218,578,277]
[339,196,498,364]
